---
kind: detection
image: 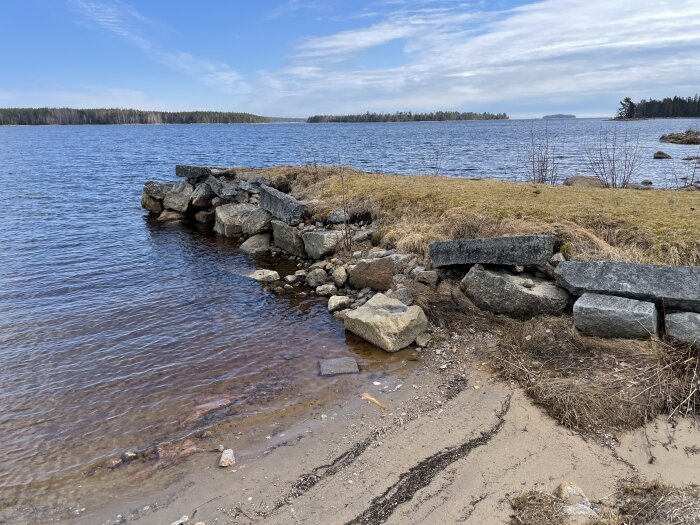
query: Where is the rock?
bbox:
[415,270,439,286]
[191,183,215,207]
[353,229,376,243]
[562,175,604,188]
[211,196,229,207]
[163,181,194,212]
[157,210,186,222]
[368,248,395,259]
[240,233,271,255]
[522,278,535,288]
[328,295,353,312]
[665,312,700,346]
[327,207,350,224]
[194,209,215,223]
[143,180,173,200]
[562,503,597,519]
[573,293,658,339]
[429,235,558,268]
[316,283,338,297]
[319,357,359,376]
[555,261,700,313]
[141,191,163,214]
[554,482,589,506]
[549,252,565,266]
[248,269,279,283]
[392,274,409,287]
[284,275,298,284]
[660,130,700,145]
[302,230,344,259]
[352,251,362,259]
[213,203,258,237]
[415,333,432,347]
[386,287,414,306]
[176,165,236,180]
[641,179,653,186]
[241,208,273,235]
[170,515,189,525]
[259,185,305,225]
[344,293,429,352]
[271,220,307,257]
[218,449,236,467]
[653,151,672,159]
[389,253,415,272]
[460,268,570,319]
[306,268,328,287]
[331,267,348,287]
[349,257,398,291]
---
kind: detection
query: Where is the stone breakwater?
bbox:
[142,165,700,358]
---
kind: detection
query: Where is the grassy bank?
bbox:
[248,166,699,266]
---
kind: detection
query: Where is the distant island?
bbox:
[0,108,305,125]
[542,114,576,119]
[307,111,509,123]
[615,95,700,119]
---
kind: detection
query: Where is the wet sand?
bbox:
[70,328,700,525]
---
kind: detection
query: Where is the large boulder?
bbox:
[302,230,343,260]
[241,208,273,235]
[344,293,429,352]
[460,267,569,319]
[429,235,557,268]
[162,181,194,212]
[176,165,236,180]
[240,233,271,255]
[555,261,700,313]
[573,293,658,339]
[349,257,398,291]
[259,185,305,225]
[271,220,307,257]
[141,192,163,214]
[213,203,258,237]
[665,312,700,346]
[143,180,173,200]
[191,183,215,208]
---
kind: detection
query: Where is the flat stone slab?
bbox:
[555,261,700,313]
[271,220,307,257]
[460,267,569,320]
[259,185,305,225]
[176,165,236,180]
[429,235,557,268]
[319,357,359,376]
[573,293,658,339]
[665,312,700,346]
[302,230,343,260]
[344,293,429,352]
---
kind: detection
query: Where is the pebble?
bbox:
[219,449,236,467]
[522,278,535,288]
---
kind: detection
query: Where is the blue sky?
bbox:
[2,0,700,118]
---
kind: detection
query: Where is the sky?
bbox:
[1,0,700,118]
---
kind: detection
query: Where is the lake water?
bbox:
[0,118,698,514]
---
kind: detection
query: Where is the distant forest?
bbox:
[307,111,509,123]
[0,108,269,125]
[616,95,700,119]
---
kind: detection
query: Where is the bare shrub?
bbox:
[525,123,559,184]
[584,125,644,188]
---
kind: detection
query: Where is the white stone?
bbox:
[219,449,235,467]
[248,269,279,283]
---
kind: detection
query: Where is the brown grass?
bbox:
[243,165,700,266]
[511,490,566,525]
[490,317,699,432]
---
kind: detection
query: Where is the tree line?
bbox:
[616,95,700,119]
[307,111,509,123]
[0,108,269,125]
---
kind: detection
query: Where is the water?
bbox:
[0,118,698,507]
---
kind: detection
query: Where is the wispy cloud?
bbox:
[69,0,250,96]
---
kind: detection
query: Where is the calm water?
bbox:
[0,119,698,502]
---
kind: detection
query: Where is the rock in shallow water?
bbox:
[328,295,352,312]
[248,269,279,282]
[319,357,359,376]
[344,293,429,352]
[240,233,271,255]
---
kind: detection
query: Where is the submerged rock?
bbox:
[344,293,429,352]
[460,267,569,319]
[429,235,558,268]
[653,151,672,159]
[319,357,359,376]
[573,293,658,339]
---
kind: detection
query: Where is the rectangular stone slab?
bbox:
[175,165,236,180]
[429,235,557,268]
[259,185,305,225]
[573,293,658,339]
[555,261,700,313]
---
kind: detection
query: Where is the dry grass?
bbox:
[490,317,699,432]
[245,165,700,266]
[511,490,566,525]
